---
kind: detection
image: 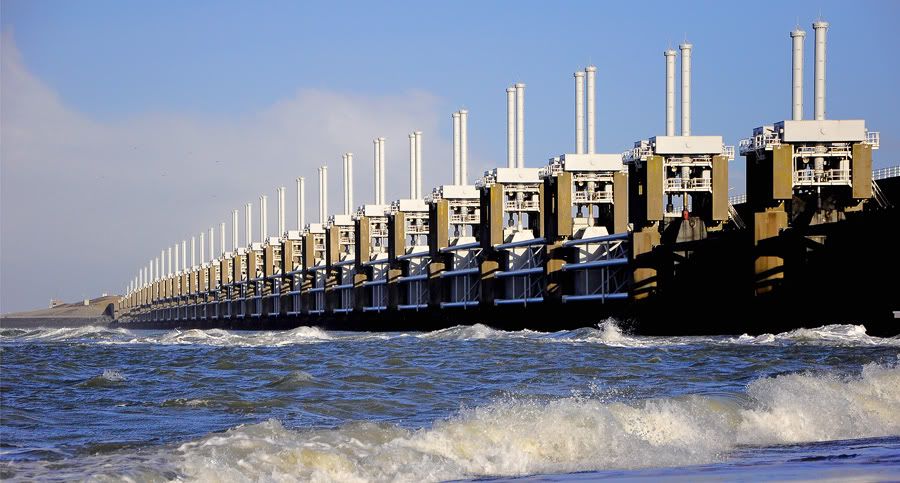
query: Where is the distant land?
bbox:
[1,296,118,328]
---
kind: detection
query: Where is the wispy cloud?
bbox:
[1,33,447,312]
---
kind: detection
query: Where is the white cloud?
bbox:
[0,33,448,312]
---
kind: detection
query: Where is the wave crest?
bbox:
[167,363,900,481]
[729,324,900,347]
[418,323,523,341]
[80,369,128,388]
[0,326,135,343]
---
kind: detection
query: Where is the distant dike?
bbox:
[1,296,117,328]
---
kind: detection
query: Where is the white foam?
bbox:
[728,324,900,347]
[3,322,896,348]
[165,363,900,482]
[418,323,532,341]
[0,325,333,347]
[147,326,332,347]
[0,325,136,343]
[560,319,685,347]
[99,369,127,382]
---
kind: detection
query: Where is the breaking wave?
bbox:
[18,362,895,481]
[152,326,332,347]
[414,321,899,347]
[79,369,128,388]
[0,325,331,347]
[0,326,134,343]
[2,322,896,348]
[418,323,535,341]
[728,324,900,347]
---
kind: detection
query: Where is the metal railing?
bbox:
[439,243,483,309]
[397,252,431,311]
[795,145,852,157]
[793,168,851,186]
[494,237,546,306]
[867,131,880,149]
[336,275,355,313]
[723,145,735,161]
[503,200,541,211]
[624,143,653,163]
[739,132,781,155]
[283,270,303,315]
[561,232,629,303]
[263,276,281,316]
[248,279,264,317]
[449,213,480,224]
[665,177,712,191]
[573,190,613,203]
[873,165,900,180]
[729,193,747,205]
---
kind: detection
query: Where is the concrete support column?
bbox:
[630,228,661,300]
[427,199,449,308]
[753,210,788,295]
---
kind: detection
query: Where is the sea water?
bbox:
[1,322,898,481]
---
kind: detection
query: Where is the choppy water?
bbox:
[1,321,899,481]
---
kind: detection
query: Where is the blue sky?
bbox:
[1,0,899,312]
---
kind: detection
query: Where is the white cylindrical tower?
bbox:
[208,227,214,260]
[574,71,585,153]
[679,43,692,136]
[515,83,525,168]
[191,236,196,267]
[220,222,226,255]
[791,28,806,121]
[342,154,349,214]
[665,49,677,136]
[168,246,172,276]
[452,112,461,185]
[409,133,416,198]
[319,166,325,223]
[245,202,252,246]
[181,240,187,271]
[277,188,285,236]
[199,232,205,263]
[161,250,166,277]
[174,244,180,274]
[296,177,305,229]
[318,168,323,222]
[585,67,596,154]
[259,195,268,241]
[506,87,516,168]
[373,140,380,205]
[460,109,468,184]
[232,210,239,251]
[378,138,386,204]
[320,166,328,223]
[414,131,423,197]
[813,20,828,120]
[346,153,354,213]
